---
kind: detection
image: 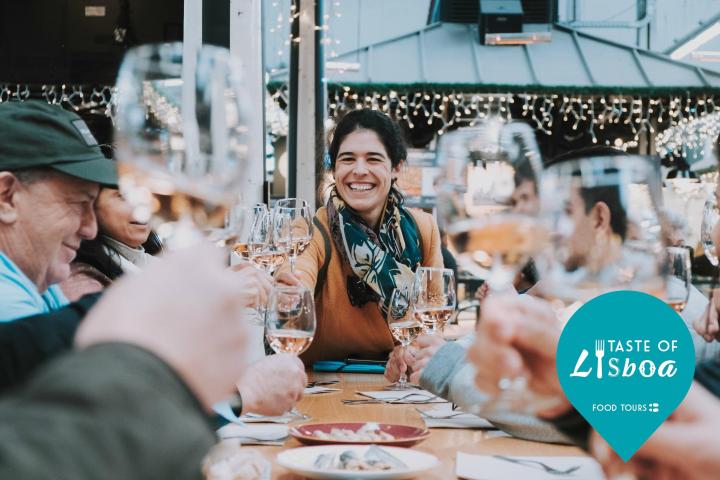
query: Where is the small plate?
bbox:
[277,445,440,479]
[290,422,430,447]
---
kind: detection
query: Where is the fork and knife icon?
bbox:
[595,339,605,379]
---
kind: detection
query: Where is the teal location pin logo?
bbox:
[556,291,695,461]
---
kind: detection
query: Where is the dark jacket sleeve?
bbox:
[0,343,216,480]
[0,293,100,394]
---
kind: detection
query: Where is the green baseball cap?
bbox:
[0,100,117,187]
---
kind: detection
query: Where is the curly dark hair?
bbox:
[327,109,407,170]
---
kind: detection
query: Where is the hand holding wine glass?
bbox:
[265,285,316,420]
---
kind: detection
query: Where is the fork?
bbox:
[595,339,605,379]
[493,455,582,475]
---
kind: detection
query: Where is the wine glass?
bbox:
[114,42,251,250]
[666,246,691,313]
[385,286,424,390]
[438,120,546,292]
[229,203,268,263]
[273,204,313,272]
[265,285,316,420]
[412,267,456,335]
[249,211,288,275]
[701,192,719,267]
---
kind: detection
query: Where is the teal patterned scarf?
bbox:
[326,187,422,316]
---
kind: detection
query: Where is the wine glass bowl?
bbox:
[273,204,313,272]
[228,203,268,261]
[665,246,691,313]
[265,286,316,356]
[248,211,288,275]
[412,267,456,335]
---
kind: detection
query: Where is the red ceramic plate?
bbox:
[290,422,430,447]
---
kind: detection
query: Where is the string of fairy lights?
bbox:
[267,0,343,75]
[0,84,115,115]
[269,85,719,156]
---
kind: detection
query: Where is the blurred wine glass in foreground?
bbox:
[114,42,250,249]
[535,155,666,313]
[438,119,547,292]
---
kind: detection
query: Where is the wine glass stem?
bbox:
[289,253,297,273]
[398,344,408,389]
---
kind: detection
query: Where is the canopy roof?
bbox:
[312,22,720,95]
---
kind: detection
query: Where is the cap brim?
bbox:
[51,157,118,188]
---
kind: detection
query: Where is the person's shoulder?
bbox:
[405,208,438,234]
[314,206,329,225]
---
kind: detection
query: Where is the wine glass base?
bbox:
[287,408,311,421]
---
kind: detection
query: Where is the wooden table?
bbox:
[255,372,586,479]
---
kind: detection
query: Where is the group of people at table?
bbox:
[0,99,718,479]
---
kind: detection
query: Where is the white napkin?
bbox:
[217,424,289,446]
[304,386,341,395]
[213,400,294,424]
[357,389,446,403]
[418,404,495,429]
[455,452,604,480]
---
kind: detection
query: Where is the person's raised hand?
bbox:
[75,244,252,411]
[236,354,307,416]
[406,334,445,384]
[231,266,274,308]
[693,289,720,343]
[591,383,720,480]
[467,293,569,416]
[275,271,304,288]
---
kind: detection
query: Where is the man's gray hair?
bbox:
[11,168,54,185]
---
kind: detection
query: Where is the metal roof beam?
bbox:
[571,29,597,86]
[468,25,483,83]
[523,45,540,85]
[631,49,653,87]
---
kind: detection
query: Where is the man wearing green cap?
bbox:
[0,100,117,322]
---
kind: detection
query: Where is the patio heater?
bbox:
[432,0,554,45]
